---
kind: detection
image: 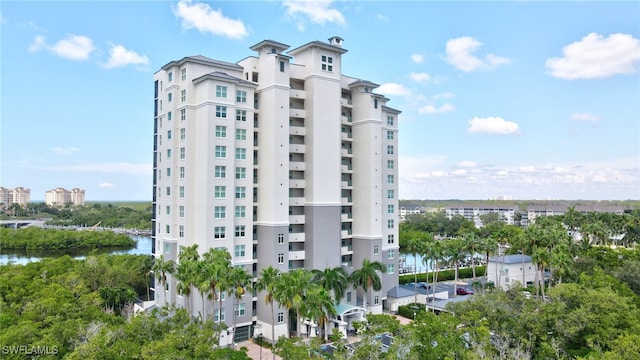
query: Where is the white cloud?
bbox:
[103,44,149,69]
[283,0,345,28]
[30,34,95,61]
[453,169,467,176]
[376,14,388,22]
[419,103,454,114]
[52,147,79,156]
[444,36,510,72]
[545,33,640,80]
[431,92,455,100]
[377,83,412,97]
[467,116,520,135]
[411,54,424,64]
[571,112,601,122]
[98,182,115,189]
[409,72,431,83]
[518,166,536,173]
[457,161,477,168]
[174,0,248,39]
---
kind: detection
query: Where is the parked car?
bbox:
[456,287,474,295]
[417,282,430,289]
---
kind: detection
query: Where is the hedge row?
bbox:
[399,265,487,284]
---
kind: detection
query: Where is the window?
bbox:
[280,61,285,72]
[166,149,172,158]
[235,167,246,179]
[387,160,394,170]
[180,147,185,159]
[214,308,225,322]
[374,99,378,109]
[387,131,394,140]
[387,264,395,274]
[214,186,226,198]
[235,186,246,199]
[215,146,226,158]
[216,85,227,98]
[167,93,172,102]
[321,55,333,72]
[166,187,171,196]
[165,224,170,233]
[388,205,394,214]
[179,166,185,179]
[166,205,170,214]
[278,253,284,264]
[235,303,245,316]
[235,148,246,160]
[214,226,225,239]
[373,246,379,255]
[215,166,226,178]
[346,292,352,302]
[180,128,185,140]
[235,225,245,237]
[181,89,186,102]
[168,72,173,81]
[179,225,184,238]
[387,189,394,199]
[277,233,284,244]
[387,220,394,229]
[277,312,284,323]
[388,250,395,259]
[214,206,226,219]
[180,109,186,121]
[166,167,171,177]
[216,106,227,118]
[215,125,227,138]
[235,206,246,218]
[387,175,394,184]
[235,129,246,141]
[179,206,184,217]
[374,296,380,305]
[167,130,172,139]
[168,112,172,121]
[234,245,246,257]
[387,145,394,155]
[236,90,247,103]
[181,68,186,80]
[387,116,394,126]
[179,186,185,198]
[236,110,247,122]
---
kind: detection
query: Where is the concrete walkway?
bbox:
[238,340,281,360]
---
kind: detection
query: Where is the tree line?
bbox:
[0,227,135,250]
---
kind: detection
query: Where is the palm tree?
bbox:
[349,259,385,313]
[275,269,311,338]
[480,236,499,278]
[175,245,200,317]
[424,239,444,308]
[255,266,281,348]
[311,266,349,303]
[461,232,481,279]
[444,238,467,297]
[403,231,429,304]
[229,266,251,342]
[303,284,338,342]
[151,254,175,304]
[201,248,231,321]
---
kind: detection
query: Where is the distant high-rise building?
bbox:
[0,187,31,207]
[44,188,85,206]
[152,37,400,343]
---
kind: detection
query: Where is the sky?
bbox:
[1,1,639,202]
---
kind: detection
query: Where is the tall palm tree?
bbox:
[311,266,349,303]
[480,236,498,278]
[229,266,251,342]
[275,269,311,338]
[151,254,175,305]
[444,238,467,297]
[349,259,385,313]
[255,266,281,349]
[175,245,200,317]
[303,284,338,342]
[201,248,231,321]
[461,232,481,280]
[426,239,444,307]
[403,231,428,304]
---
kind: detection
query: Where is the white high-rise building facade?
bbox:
[152,37,400,343]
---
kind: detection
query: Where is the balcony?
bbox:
[290,89,306,99]
[341,148,352,157]
[289,144,305,154]
[289,214,305,224]
[341,132,353,141]
[341,180,352,188]
[340,98,352,107]
[341,230,352,238]
[289,197,305,206]
[341,213,353,221]
[341,197,352,205]
[289,162,305,171]
[341,115,352,123]
[289,233,305,242]
[341,246,353,256]
[290,108,306,118]
[289,126,306,136]
[289,250,305,261]
[289,179,305,188]
[341,164,353,173]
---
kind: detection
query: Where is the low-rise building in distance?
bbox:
[0,187,31,207]
[44,188,86,207]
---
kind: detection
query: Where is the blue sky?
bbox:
[1,1,639,201]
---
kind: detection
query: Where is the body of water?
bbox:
[0,235,153,265]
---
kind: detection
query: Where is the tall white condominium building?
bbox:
[0,187,31,206]
[45,188,86,206]
[152,37,400,343]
